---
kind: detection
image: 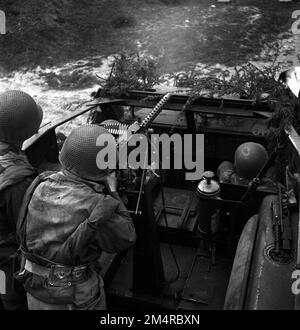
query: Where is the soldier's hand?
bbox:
[107,171,118,193]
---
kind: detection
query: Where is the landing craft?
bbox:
[22,86,300,310]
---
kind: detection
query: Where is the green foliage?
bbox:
[174,43,284,99]
[170,42,300,138]
[96,51,300,145]
[97,54,164,98]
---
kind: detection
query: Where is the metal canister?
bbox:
[196,171,220,235]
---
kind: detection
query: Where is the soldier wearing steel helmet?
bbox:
[0,90,43,310]
[17,124,136,310]
[217,142,275,186]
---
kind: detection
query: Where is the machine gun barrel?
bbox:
[116,93,172,146]
[140,93,172,128]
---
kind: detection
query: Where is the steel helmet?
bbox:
[59,124,116,181]
[0,90,43,143]
[234,142,268,179]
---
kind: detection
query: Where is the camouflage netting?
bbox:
[97,54,163,99]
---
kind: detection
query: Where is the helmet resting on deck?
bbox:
[234,142,268,179]
[59,124,115,181]
[0,90,43,143]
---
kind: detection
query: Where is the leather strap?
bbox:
[25,259,88,281]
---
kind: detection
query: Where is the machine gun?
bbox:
[271,181,293,260]
[100,92,178,295]
[100,93,172,214]
[100,93,172,144]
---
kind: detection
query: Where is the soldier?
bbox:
[17,124,136,310]
[0,90,43,310]
[217,142,271,186]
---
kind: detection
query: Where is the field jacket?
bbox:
[0,143,36,263]
[20,170,136,306]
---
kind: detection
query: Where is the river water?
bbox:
[0,55,116,135]
[0,31,296,136]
